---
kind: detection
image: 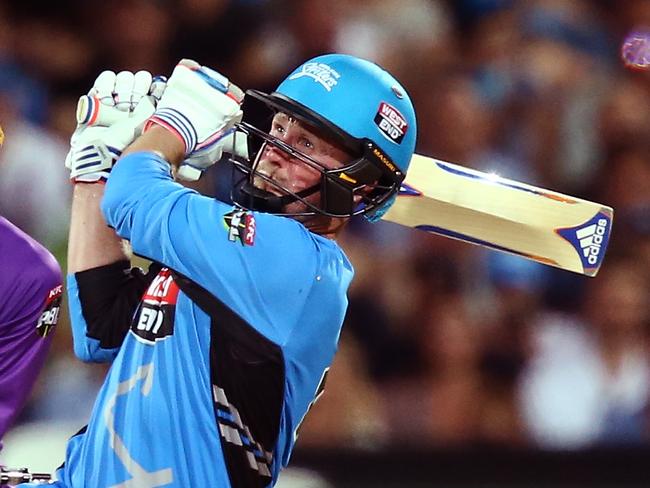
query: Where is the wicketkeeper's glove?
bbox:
[145,59,247,181]
[65,70,166,183]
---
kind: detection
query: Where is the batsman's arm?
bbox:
[65,69,164,363]
[67,184,155,363]
[67,183,128,273]
[66,133,130,362]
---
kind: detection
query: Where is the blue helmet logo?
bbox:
[275,54,417,174]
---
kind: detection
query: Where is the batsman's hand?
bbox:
[145,59,247,181]
[65,70,167,183]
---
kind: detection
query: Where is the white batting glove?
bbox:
[145,59,245,181]
[65,70,167,183]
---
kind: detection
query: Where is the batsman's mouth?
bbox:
[253,175,285,197]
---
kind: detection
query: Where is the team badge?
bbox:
[374,102,408,144]
[287,62,340,92]
[224,210,256,246]
[36,284,63,338]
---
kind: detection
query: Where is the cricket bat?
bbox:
[382,154,613,277]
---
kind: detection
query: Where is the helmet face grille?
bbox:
[231,121,402,219]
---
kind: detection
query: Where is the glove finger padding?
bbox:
[131,71,154,107]
[91,70,118,105]
[114,71,138,112]
[149,75,167,102]
[66,69,165,183]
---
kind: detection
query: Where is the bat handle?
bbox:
[76,95,130,127]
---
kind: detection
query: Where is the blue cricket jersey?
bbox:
[44,153,354,487]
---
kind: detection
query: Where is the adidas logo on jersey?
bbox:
[575,218,608,265]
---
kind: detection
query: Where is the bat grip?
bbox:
[76,95,130,127]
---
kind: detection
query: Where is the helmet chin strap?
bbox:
[236,180,320,214]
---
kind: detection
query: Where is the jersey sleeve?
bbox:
[67,261,161,363]
[0,218,62,439]
[101,152,324,344]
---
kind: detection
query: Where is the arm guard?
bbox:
[68,260,161,362]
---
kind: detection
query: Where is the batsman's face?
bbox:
[254,113,351,210]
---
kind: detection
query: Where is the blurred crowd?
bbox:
[2,0,650,463]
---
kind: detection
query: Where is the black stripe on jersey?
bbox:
[172,271,284,488]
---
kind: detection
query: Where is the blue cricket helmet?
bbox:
[275,54,417,174]
[242,54,417,219]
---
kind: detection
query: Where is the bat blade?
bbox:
[382,154,614,277]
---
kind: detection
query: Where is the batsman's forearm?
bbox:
[68,183,129,273]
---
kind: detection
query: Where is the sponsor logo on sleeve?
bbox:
[224,210,256,246]
[374,102,408,144]
[36,284,63,338]
[288,63,341,92]
[131,268,179,344]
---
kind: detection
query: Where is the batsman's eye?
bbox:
[299,137,315,151]
[272,123,286,136]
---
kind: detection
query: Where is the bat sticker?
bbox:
[556,211,613,273]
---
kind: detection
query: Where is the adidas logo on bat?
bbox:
[576,218,608,265]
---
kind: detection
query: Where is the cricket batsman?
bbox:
[21,54,416,487]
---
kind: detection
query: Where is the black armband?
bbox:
[75,260,162,349]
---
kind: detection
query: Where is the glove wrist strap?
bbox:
[145,109,196,155]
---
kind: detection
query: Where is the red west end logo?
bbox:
[142,268,180,305]
[133,268,179,344]
[374,102,408,144]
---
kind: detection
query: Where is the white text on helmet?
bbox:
[288,63,341,92]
